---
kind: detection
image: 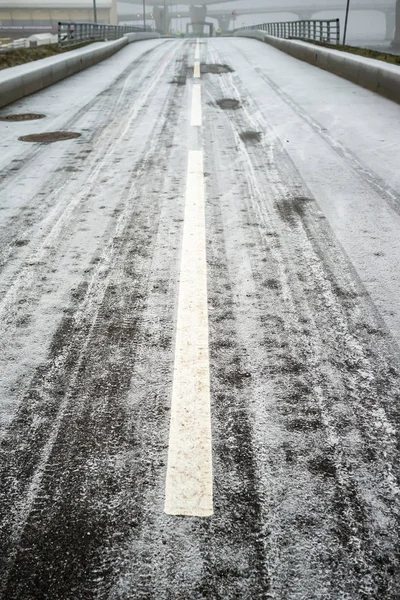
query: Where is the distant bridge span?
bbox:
[121,0,395,16]
[120,0,397,39]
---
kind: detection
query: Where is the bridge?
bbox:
[1,5,400,600]
[0,0,236,29]
[1,0,397,42]
[119,0,398,40]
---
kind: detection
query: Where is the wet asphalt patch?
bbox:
[169,76,186,86]
[170,56,190,86]
[0,113,45,122]
[19,132,81,143]
[240,131,262,144]
[286,417,322,432]
[308,456,337,479]
[276,196,314,226]
[201,63,234,74]
[264,278,281,290]
[216,99,241,110]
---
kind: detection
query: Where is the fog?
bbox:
[119,0,395,42]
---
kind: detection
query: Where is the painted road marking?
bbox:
[191,84,202,127]
[194,61,201,78]
[165,151,213,518]
[195,38,200,60]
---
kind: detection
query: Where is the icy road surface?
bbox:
[0,36,400,599]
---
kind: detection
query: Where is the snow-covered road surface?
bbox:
[0,36,400,599]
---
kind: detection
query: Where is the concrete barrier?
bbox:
[0,32,160,109]
[234,30,400,105]
[124,32,160,43]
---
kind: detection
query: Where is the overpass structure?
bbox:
[119,1,398,40]
[0,0,233,29]
[0,0,398,43]
[1,28,400,600]
[0,0,234,36]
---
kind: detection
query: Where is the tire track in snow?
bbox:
[0,74,187,596]
[201,42,400,599]
[0,41,186,436]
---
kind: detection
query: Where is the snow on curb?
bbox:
[0,32,160,109]
[234,30,400,105]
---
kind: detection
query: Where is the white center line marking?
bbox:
[165,151,213,518]
[191,84,202,127]
[195,38,200,60]
[194,61,201,78]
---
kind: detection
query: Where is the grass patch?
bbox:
[303,40,400,66]
[0,42,93,71]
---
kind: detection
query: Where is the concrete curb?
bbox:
[0,32,160,109]
[124,32,160,43]
[234,30,400,105]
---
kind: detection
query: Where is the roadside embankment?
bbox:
[0,32,160,109]
[234,30,400,104]
[0,43,90,72]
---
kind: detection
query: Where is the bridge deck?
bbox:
[0,36,400,599]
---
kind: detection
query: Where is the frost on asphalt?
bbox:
[0,37,400,599]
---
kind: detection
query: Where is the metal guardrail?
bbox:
[239,19,340,46]
[58,22,154,49]
[0,38,29,52]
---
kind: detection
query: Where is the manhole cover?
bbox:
[216,99,241,110]
[0,113,46,122]
[240,131,262,143]
[19,132,81,143]
[201,64,234,75]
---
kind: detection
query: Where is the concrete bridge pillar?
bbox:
[110,0,118,25]
[393,0,400,46]
[190,4,207,34]
[217,14,231,32]
[385,11,396,41]
[153,5,170,33]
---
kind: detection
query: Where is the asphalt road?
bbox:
[0,37,400,600]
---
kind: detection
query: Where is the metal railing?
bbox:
[239,19,340,46]
[58,22,154,49]
[0,38,29,52]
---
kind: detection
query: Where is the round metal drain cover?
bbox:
[19,132,81,143]
[0,113,46,122]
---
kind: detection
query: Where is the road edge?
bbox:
[0,32,161,110]
[234,30,400,105]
